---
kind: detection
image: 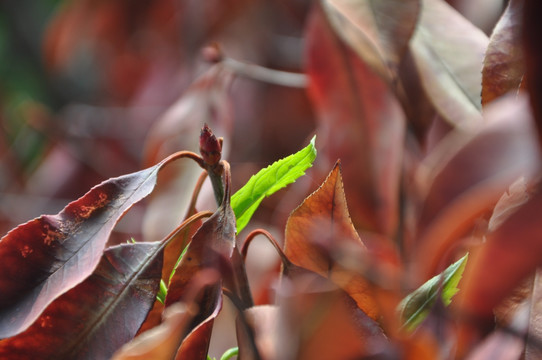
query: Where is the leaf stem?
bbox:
[241,229,291,269]
[223,57,307,88]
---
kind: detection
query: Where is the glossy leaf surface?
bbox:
[0,242,163,359]
[0,153,183,338]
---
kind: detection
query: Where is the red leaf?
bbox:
[415,95,540,277]
[0,242,163,359]
[0,157,181,338]
[481,0,524,106]
[459,186,542,323]
[284,162,378,318]
[305,5,405,235]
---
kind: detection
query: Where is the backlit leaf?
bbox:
[0,152,188,338]
[284,162,378,318]
[321,0,420,81]
[398,254,468,331]
[231,136,316,234]
[0,242,163,359]
[410,0,488,127]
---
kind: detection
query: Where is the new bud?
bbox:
[199,124,222,166]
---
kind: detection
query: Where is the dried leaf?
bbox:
[321,0,420,81]
[284,162,378,318]
[0,242,163,359]
[0,154,183,338]
[481,0,524,105]
[231,136,317,234]
[410,0,488,127]
[305,5,405,235]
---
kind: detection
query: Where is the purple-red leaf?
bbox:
[0,242,163,359]
[0,152,192,339]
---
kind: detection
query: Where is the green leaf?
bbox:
[231,136,317,233]
[398,253,468,331]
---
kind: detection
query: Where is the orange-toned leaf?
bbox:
[284,162,378,318]
[305,5,405,235]
[0,242,163,359]
[481,0,524,106]
[274,275,385,359]
[111,303,196,360]
[0,154,185,339]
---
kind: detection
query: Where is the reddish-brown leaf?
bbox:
[0,154,185,338]
[410,0,488,128]
[415,95,541,277]
[272,275,386,359]
[321,0,420,81]
[284,162,378,318]
[0,242,163,359]
[459,186,542,324]
[112,302,196,360]
[481,0,524,106]
[305,5,405,236]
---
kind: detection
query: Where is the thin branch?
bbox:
[242,229,291,269]
[223,57,308,88]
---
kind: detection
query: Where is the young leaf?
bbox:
[398,254,468,331]
[0,242,164,360]
[231,136,317,233]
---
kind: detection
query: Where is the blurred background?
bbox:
[0,0,320,240]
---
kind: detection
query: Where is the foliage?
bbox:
[1,0,542,359]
